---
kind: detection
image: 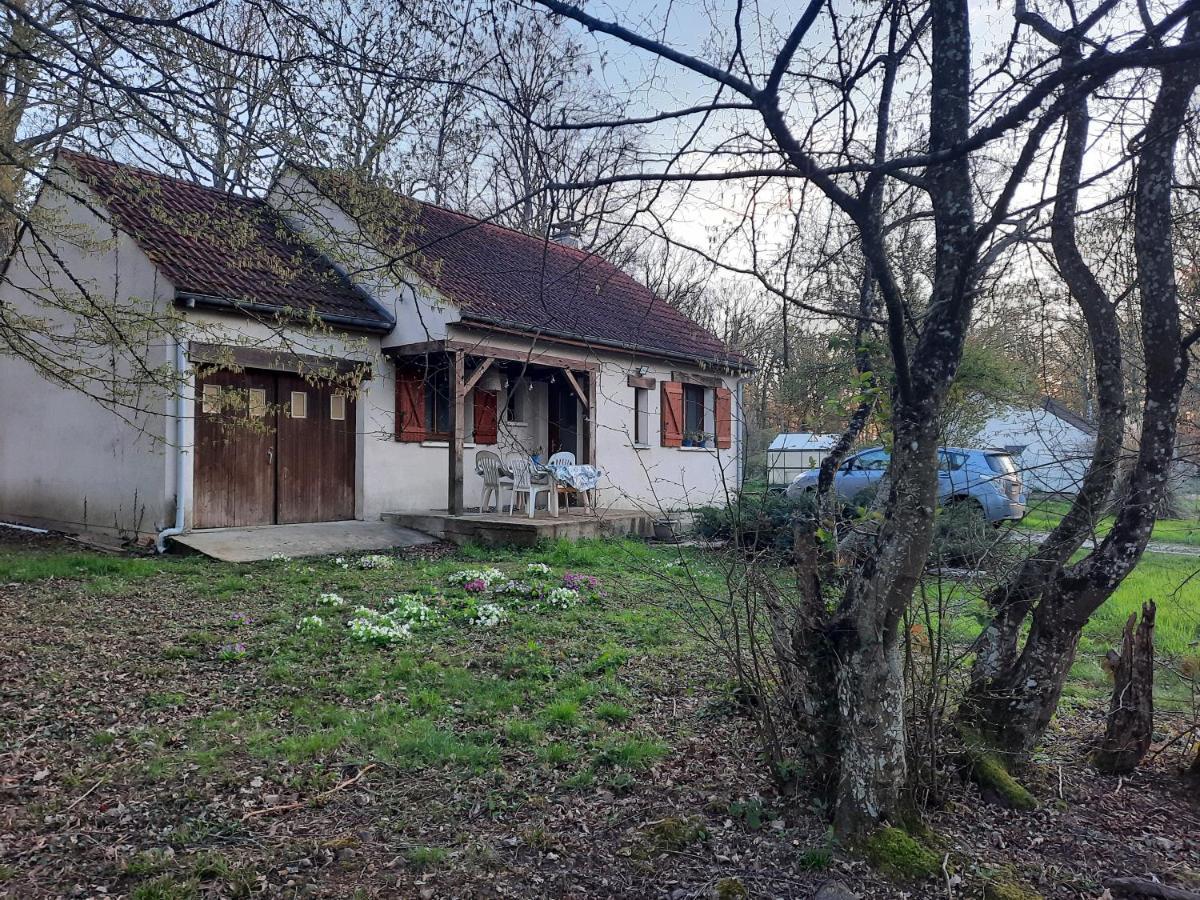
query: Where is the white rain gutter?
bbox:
[156,338,189,553]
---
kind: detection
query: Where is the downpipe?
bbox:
[156,338,189,553]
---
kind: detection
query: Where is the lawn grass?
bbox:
[3,531,1197,896]
[1020,496,1200,547]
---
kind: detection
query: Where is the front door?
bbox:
[547,380,579,457]
[194,369,356,528]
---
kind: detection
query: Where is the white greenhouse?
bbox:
[766,433,841,489]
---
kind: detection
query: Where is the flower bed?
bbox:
[295,562,606,649]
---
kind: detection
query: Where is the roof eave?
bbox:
[457,314,754,374]
[177,291,393,335]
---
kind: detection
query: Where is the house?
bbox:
[0,151,751,545]
[972,397,1096,495]
[766,432,840,489]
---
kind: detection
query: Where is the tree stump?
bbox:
[1093,600,1156,774]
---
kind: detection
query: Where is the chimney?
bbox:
[549,220,581,249]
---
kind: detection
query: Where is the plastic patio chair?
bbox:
[547,451,578,510]
[476,450,507,513]
[506,456,556,518]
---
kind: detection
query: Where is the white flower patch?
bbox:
[469,602,507,628]
[334,556,349,570]
[317,592,346,608]
[356,554,395,570]
[387,594,439,628]
[269,553,291,562]
[494,579,531,596]
[297,615,325,633]
[539,587,581,610]
[347,606,411,644]
[525,562,552,577]
[446,567,506,588]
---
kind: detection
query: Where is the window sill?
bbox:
[678,445,716,452]
[506,421,529,428]
[420,441,478,449]
[631,443,651,450]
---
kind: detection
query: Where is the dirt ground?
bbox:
[1,529,1198,899]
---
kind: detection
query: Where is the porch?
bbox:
[387,337,599,516]
[382,507,654,548]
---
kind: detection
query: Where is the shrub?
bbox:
[693,490,816,554]
[929,500,996,568]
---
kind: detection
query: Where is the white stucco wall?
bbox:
[0,174,175,539]
[974,406,1095,494]
[1,165,747,537]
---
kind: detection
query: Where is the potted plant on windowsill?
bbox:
[682,431,711,448]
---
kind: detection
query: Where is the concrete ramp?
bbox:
[172,520,436,563]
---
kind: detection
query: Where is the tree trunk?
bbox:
[1092,601,1156,774]
[961,13,1200,760]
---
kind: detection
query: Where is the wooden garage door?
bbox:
[194,370,355,528]
[276,374,356,525]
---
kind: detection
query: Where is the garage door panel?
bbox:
[194,370,276,528]
[276,375,356,524]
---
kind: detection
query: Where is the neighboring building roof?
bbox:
[1040,396,1097,436]
[768,433,841,451]
[291,166,750,370]
[56,151,391,331]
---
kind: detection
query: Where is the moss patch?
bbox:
[959,727,1037,811]
[984,880,1044,900]
[631,816,708,858]
[864,827,942,881]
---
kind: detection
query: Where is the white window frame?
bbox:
[506,378,530,425]
[248,388,268,419]
[330,393,346,421]
[201,383,221,414]
[633,387,650,447]
[289,390,308,419]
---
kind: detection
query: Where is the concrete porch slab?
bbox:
[171,520,436,563]
[382,508,654,548]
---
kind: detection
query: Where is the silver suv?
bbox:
[785,446,1026,524]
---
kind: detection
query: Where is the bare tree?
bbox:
[524,0,1200,837]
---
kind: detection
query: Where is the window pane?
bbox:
[330,394,346,421]
[634,387,648,444]
[683,384,705,434]
[248,388,267,418]
[290,391,307,418]
[426,366,451,436]
[201,383,221,414]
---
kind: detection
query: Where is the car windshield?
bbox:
[985,453,1017,474]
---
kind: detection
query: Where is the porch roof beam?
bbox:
[560,367,589,407]
[463,357,494,393]
[385,339,599,373]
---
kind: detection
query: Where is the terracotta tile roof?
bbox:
[58,151,390,330]
[296,167,750,369]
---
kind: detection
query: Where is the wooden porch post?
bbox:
[586,371,598,466]
[448,350,465,515]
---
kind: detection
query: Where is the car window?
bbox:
[985,453,1017,474]
[938,450,967,471]
[856,449,890,471]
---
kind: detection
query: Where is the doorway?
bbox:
[193,369,356,528]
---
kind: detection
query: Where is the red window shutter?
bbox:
[473,389,498,444]
[715,387,732,449]
[661,381,683,447]
[395,368,426,442]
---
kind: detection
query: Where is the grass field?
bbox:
[2,531,1197,897]
[1020,496,1200,547]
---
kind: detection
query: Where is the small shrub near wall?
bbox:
[693,491,817,554]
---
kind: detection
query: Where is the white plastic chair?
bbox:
[547,451,577,510]
[475,450,507,512]
[506,456,556,518]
